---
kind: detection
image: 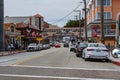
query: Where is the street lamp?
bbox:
[74,10,82,38]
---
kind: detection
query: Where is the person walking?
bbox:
[7,44,11,51]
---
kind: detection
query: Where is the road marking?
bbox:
[12,56,41,65]
[0,74,114,80]
[10,65,120,72]
[11,49,60,65]
[11,51,53,65]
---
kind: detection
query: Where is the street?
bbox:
[0,47,120,80]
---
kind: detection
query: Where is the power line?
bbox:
[52,3,82,24]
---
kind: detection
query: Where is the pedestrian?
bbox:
[10,43,15,51]
[107,43,110,51]
[7,44,11,51]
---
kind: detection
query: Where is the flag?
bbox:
[93,26,97,37]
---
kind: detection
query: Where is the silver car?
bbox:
[27,43,38,52]
[82,43,110,61]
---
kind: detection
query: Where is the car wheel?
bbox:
[105,59,111,62]
[76,54,79,57]
[84,58,88,61]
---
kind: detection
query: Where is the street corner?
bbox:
[113,61,120,66]
[112,58,120,66]
[110,57,120,66]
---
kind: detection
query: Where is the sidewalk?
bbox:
[0,50,26,56]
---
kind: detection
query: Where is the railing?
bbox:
[97,29,115,36]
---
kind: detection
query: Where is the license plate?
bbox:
[96,50,101,52]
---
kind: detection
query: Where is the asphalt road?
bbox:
[0,47,120,80]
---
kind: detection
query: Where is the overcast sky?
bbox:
[4,0,85,27]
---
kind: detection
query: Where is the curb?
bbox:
[0,50,26,57]
[112,60,120,66]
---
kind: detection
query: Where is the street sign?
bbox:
[36,38,43,41]
[17,36,21,41]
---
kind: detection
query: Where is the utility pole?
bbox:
[0,0,4,51]
[101,0,105,44]
[84,0,88,41]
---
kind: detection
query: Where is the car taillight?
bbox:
[87,49,94,51]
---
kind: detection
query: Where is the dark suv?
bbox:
[63,42,69,47]
[76,42,88,57]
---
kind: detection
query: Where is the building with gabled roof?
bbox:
[4,14,46,50]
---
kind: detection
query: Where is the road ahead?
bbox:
[0,47,120,80]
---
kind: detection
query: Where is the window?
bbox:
[104,25,111,35]
[104,12,112,19]
[96,12,112,19]
[96,12,101,19]
[96,0,111,6]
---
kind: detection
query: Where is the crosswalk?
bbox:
[0,65,119,80]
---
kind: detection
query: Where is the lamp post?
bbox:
[101,0,105,44]
[74,10,82,38]
[0,0,4,51]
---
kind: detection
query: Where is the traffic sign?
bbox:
[17,36,21,40]
[36,38,43,41]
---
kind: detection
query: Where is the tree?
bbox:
[64,18,84,28]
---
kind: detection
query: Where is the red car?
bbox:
[55,43,61,48]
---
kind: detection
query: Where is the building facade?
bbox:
[86,0,120,46]
[4,14,46,50]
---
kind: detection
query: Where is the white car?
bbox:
[27,43,38,51]
[112,48,120,58]
[82,43,110,61]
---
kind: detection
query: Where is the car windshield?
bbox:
[79,43,87,47]
[89,43,105,48]
[29,43,37,46]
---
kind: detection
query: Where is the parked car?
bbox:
[42,44,49,49]
[76,42,88,57]
[74,41,81,53]
[112,48,120,58]
[27,43,38,52]
[70,44,76,52]
[50,42,55,47]
[63,42,69,47]
[82,43,110,61]
[37,44,43,50]
[55,43,61,48]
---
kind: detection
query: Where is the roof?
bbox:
[4,16,30,24]
[34,14,43,18]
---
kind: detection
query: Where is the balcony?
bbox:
[97,29,115,36]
